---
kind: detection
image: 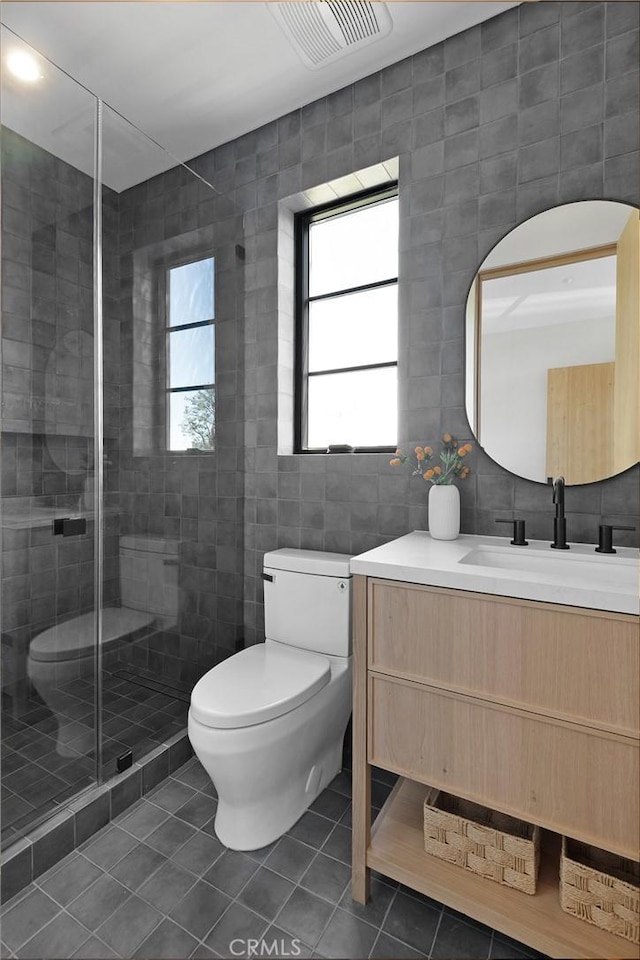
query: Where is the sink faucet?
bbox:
[550,476,570,550]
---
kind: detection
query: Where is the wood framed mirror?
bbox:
[465,201,640,485]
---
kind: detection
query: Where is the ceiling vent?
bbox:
[268,1,393,70]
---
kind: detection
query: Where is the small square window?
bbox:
[168,388,215,451]
[169,257,215,326]
[166,256,215,451]
[169,325,215,390]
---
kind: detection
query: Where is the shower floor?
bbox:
[1,667,189,847]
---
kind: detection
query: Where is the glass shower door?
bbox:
[96,105,220,778]
[1,27,100,843]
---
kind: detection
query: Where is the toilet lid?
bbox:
[189,643,331,729]
[29,608,155,663]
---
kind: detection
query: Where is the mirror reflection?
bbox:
[466,201,639,485]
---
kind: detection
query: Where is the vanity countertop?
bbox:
[350,532,639,615]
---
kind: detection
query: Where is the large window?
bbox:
[295,186,399,452]
[166,256,215,451]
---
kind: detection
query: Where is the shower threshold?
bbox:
[109,666,192,703]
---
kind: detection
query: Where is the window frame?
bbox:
[164,253,216,453]
[294,183,399,455]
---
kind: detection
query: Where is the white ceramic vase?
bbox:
[428,483,460,541]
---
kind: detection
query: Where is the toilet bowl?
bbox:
[188,548,352,851]
[27,536,179,756]
[28,608,156,755]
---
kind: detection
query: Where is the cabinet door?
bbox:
[369,580,639,737]
[369,674,639,859]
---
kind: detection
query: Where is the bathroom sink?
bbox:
[350,532,639,614]
[459,545,637,591]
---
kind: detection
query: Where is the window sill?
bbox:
[292,447,396,456]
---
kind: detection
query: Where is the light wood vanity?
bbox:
[351,536,639,959]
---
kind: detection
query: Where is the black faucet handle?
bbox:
[595,524,636,554]
[496,518,528,546]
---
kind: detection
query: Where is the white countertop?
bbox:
[350,532,639,615]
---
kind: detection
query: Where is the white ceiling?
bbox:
[480,200,633,335]
[1,1,517,191]
[482,256,617,335]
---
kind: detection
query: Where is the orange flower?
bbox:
[433,466,441,475]
[458,447,467,457]
[415,446,425,460]
[443,433,452,443]
[395,448,402,456]
[390,458,402,466]
[424,468,435,479]
[464,443,473,453]
[424,446,433,456]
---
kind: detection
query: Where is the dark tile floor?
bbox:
[0,758,544,960]
[1,668,187,846]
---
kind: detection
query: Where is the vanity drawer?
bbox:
[368,579,639,736]
[368,674,640,859]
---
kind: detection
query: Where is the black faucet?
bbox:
[595,523,636,554]
[550,476,570,549]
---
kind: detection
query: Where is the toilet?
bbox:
[188,548,352,851]
[28,536,179,756]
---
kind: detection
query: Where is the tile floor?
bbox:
[1,757,545,960]
[1,668,187,845]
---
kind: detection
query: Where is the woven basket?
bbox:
[423,789,539,895]
[560,838,639,944]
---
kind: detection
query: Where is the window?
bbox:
[166,256,215,451]
[294,185,399,452]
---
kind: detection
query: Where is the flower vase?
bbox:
[428,484,460,540]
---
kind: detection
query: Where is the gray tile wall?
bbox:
[116,172,246,681]
[1,131,246,690]
[1,130,121,679]
[176,1,639,643]
[1,130,94,437]
[3,1,639,663]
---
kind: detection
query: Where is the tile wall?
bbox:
[1,129,121,697]
[179,0,640,643]
[1,131,246,695]
[115,174,246,678]
[2,1,638,671]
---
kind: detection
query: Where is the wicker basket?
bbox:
[423,789,540,895]
[560,837,639,944]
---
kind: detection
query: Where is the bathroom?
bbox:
[0,1,638,958]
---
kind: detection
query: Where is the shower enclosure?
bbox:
[1,27,245,852]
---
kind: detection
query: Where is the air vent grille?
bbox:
[269,1,392,70]
[325,2,381,45]
[279,3,341,65]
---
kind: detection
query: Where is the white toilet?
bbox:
[188,548,352,851]
[28,536,179,756]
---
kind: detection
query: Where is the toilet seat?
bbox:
[190,642,331,730]
[29,608,155,663]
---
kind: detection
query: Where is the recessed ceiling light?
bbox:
[6,50,41,83]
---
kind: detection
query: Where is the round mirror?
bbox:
[465,201,639,485]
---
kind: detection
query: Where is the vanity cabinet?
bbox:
[352,575,640,959]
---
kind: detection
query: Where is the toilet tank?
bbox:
[263,549,352,657]
[120,536,180,628]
